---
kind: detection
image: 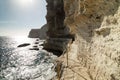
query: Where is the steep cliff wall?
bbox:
[62,0,120,80]
[44,0,74,56]
[44,0,120,80]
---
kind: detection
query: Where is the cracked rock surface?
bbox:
[44,0,120,80]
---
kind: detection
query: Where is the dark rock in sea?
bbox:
[28,24,47,39]
[36,39,39,41]
[29,48,39,51]
[17,43,30,47]
[39,44,44,46]
[34,42,39,44]
[33,45,38,47]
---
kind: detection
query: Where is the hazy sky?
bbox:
[0,0,47,36]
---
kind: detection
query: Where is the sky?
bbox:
[0,0,47,36]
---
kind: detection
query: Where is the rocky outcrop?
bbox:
[44,0,120,80]
[28,24,47,39]
[44,0,74,56]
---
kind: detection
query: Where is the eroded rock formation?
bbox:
[44,0,120,80]
[44,0,74,56]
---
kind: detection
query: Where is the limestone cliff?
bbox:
[44,0,120,80]
[44,0,74,56]
[28,24,47,39]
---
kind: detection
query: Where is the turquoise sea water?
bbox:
[0,36,57,80]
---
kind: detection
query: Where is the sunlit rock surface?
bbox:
[44,0,120,80]
[28,24,47,39]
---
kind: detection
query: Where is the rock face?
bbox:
[44,0,120,80]
[44,0,74,56]
[28,24,47,39]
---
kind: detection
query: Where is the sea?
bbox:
[0,36,57,80]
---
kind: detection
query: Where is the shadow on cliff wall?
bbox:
[44,0,75,56]
[44,0,120,56]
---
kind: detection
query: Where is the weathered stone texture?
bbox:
[44,0,120,80]
[61,0,120,80]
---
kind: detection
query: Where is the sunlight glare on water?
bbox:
[0,36,57,80]
[12,36,33,43]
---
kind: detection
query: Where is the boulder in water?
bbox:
[17,43,30,47]
[34,42,39,44]
[29,48,39,51]
[33,45,38,47]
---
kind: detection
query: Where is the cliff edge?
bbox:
[28,24,47,39]
[44,0,120,80]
